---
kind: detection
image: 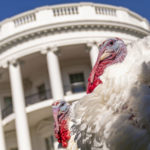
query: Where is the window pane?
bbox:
[69,73,85,93]
[37,84,47,100]
[45,136,54,150]
[4,96,12,107]
[70,73,84,83]
[11,148,18,150]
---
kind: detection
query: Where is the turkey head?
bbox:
[52,100,70,148]
[87,38,127,94]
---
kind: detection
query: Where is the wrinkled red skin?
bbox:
[87,60,112,94]
[54,118,70,148]
[87,78,102,94]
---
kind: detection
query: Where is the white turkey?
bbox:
[52,37,150,150]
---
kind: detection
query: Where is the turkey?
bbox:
[52,37,150,150]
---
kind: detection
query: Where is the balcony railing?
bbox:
[0,3,148,43]
[1,89,52,119]
[95,6,116,16]
[13,13,36,27]
[52,6,78,16]
[2,103,13,119]
[128,11,143,22]
[25,89,52,106]
[64,83,86,95]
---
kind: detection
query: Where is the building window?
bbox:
[2,96,13,118]
[4,96,12,107]
[37,84,47,100]
[10,148,18,150]
[45,136,54,150]
[69,73,86,93]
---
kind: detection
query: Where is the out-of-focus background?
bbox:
[0,1,149,150]
[0,0,150,21]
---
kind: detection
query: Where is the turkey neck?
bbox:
[54,110,70,147]
[87,59,112,94]
[94,61,108,80]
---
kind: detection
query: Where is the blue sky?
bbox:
[0,0,150,22]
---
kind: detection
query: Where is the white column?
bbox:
[0,105,6,150]
[46,47,64,100]
[87,43,99,67]
[9,61,32,150]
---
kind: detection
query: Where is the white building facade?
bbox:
[0,2,149,150]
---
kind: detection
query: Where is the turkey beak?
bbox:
[99,52,111,61]
[52,107,59,132]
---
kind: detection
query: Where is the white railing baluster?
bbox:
[13,13,36,27]
[52,6,78,17]
[95,6,116,16]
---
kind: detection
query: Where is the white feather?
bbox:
[66,36,150,150]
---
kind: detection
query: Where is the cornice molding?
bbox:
[0,21,149,54]
[0,2,148,26]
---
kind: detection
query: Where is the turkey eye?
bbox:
[110,41,114,45]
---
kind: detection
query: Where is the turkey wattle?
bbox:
[86,38,127,94]
[52,37,150,150]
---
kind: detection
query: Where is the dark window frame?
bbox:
[37,83,47,100]
[45,135,54,150]
[69,72,86,93]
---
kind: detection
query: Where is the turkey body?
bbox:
[68,37,150,150]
